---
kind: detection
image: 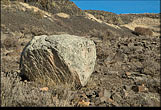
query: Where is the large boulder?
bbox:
[20,34,96,88]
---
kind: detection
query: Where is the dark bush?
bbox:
[134,27,153,36]
[2,36,19,49]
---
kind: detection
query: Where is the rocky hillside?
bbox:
[8,0,85,16]
[85,10,124,25]
[1,0,160,107]
[120,13,160,24]
[85,10,160,25]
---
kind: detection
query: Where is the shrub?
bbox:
[1,71,73,107]
[33,10,44,19]
[134,27,153,36]
[30,26,48,36]
[1,0,10,5]
[51,1,56,7]
[2,36,19,49]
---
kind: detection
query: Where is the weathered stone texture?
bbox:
[20,34,96,88]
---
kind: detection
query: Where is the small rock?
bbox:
[98,90,104,97]
[86,91,93,98]
[95,99,101,105]
[123,85,131,91]
[89,102,95,107]
[56,13,70,19]
[108,98,119,106]
[111,93,122,103]
[5,52,13,56]
[125,72,131,76]
[21,42,26,46]
[124,91,129,97]
[98,103,106,107]
[132,84,148,92]
[138,84,148,92]
[24,80,28,83]
[81,93,88,99]
[100,97,107,102]
[40,87,48,91]
[78,100,90,107]
[132,85,139,92]
[104,89,111,98]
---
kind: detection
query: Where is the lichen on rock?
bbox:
[20,34,96,88]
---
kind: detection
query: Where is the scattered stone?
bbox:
[104,89,112,98]
[132,84,148,93]
[78,100,90,107]
[98,89,104,97]
[125,72,131,76]
[86,91,93,98]
[81,93,88,99]
[111,93,122,103]
[138,84,148,92]
[108,98,119,106]
[98,102,106,107]
[124,91,129,97]
[24,80,28,83]
[94,98,101,105]
[21,42,26,46]
[89,102,95,107]
[20,34,96,88]
[100,97,107,102]
[56,13,70,19]
[123,85,131,91]
[132,85,139,92]
[40,87,49,92]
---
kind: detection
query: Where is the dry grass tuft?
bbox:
[1,71,74,107]
[2,36,19,49]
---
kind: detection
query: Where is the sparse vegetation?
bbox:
[1,71,73,107]
[51,1,56,7]
[27,0,85,16]
[120,13,160,24]
[32,10,44,19]
[85,10,124,25]
[2,36,19,49]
